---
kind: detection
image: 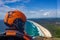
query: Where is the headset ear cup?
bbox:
[13,18,25,33]
[4,22,9,27]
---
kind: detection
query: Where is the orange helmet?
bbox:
[4,10,26,27]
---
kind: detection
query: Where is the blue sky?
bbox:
[0,0,60,19]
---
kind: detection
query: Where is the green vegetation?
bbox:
[45,24,60,38]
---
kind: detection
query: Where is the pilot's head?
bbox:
[4,10,26,32]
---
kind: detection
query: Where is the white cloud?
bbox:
[43,12,49,16]
[1,0,30,3]
[25,9,57,18]
[40,9,44,12]
[43,10,57,18]
[29,11,37,13]
[22,0,30,3]
[2,0,21,3]
[0,0,4,5]
[57,9,60,17]
[0,0,15,12]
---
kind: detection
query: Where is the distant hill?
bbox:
[28,18,60,25]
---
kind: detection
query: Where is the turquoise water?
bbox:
[25,21,39,37]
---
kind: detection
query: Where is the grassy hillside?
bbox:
[44,24,60,38]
